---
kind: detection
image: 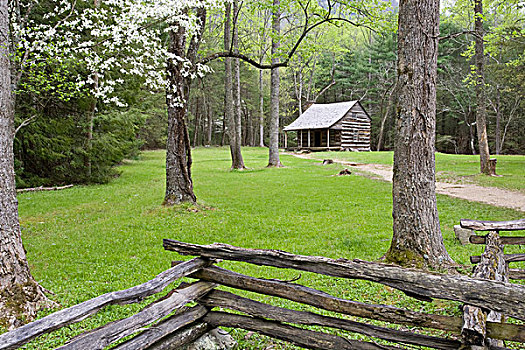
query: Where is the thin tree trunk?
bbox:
[193,97,201,148]
[377,86,394,151]
[85,0,100,180]
[86,81,96,180]
[247,107,254,146]
[474,0,493,175]
[206,101,213,146]
[0,0,52,327]
[298,68,303,114]
[294,57,303,115]
[267,0,282,167]
[220,116,226,146]
[231,0,245,169]
[494,88,501,155]
[164,8,206,205]
[385,0,453,268]
[466,109,477,155]
[223,8,233,130]
[259,69,265,147]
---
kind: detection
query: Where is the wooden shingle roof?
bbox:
[283,101,362,131]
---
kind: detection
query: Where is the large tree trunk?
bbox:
[384,0,453,268]
[267,0,282,167]
[474,0,493,175]
[0,0,52,327]
[163,22,197,205]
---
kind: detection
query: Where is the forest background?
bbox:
[11,0,525,188]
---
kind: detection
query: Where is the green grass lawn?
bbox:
[314,151,525,193]
[15,147,524,349]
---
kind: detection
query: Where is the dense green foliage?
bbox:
[14,109,144,187]
[11,1,523,188]
[14,148,524,348]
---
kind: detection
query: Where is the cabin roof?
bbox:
[283,101,368,131]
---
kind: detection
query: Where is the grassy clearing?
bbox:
[14,147,524,348]
[315,150,525,193]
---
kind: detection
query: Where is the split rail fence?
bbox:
[1,219,524,350]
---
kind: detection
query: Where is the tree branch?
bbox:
[14,115,37,136]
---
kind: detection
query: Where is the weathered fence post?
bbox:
[462,231,508,348]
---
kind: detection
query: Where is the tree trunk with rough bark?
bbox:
[231,0,245,169]
[474,0,493,175]
[224,3,245,169]
[384,0,453,268]
[268,0,282,167]
[0,0,52,327]
[163,9,207,205]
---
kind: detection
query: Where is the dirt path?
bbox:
[289,153,525,213]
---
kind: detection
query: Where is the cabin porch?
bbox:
[284,128,342,151]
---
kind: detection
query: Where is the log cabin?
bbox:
[283,101,371,152]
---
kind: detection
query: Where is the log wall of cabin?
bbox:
[335,104,371,151]
[328,130,341,147]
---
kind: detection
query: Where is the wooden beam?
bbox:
[163,240,525,321]
[462,232,507,347]
[509,269,525,280]
[470,253,525,264]
[201,290,461,350]
[460,219,525,231]
[308,130,310,147]
[181,264,525,343]
[17,184,74,193]
[185,264,464,332]
[146,322,210,350]
[204,311,399,350]
[113,306,208,350]
[470,235,525,245]
[0,258,211,350]
[327,129,330,148]
[284,132,288,149]
[57,282,215,350]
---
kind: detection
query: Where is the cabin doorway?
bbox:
[314,131,321,147]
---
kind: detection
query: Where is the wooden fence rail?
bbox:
[163,239,525,321]
[1,235,524,350]
[0,258,209,350]
[184,263,525,343]
[460,219,525,231]
[461,219,525,281]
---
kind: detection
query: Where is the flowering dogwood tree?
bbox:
[1,0,221,326]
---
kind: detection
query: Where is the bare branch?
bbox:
[14,115,37,136]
